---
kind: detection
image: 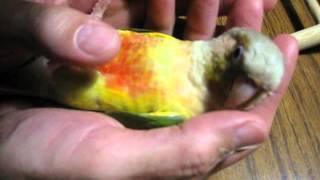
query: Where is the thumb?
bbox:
[95,111,268,178]
[106,111,268,178]
[0,1,120,66]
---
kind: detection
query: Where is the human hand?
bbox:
[99,0,278,39]
[0,36,298,179]
[0,0,298,179]
[0,0,278,69]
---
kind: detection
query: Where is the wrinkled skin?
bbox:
[0,0,299,179]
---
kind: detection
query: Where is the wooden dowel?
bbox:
[306,0,320,22]
[291,24,320,50]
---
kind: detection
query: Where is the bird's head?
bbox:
[205,28,284,109]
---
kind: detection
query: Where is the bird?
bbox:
[0,28,284,129]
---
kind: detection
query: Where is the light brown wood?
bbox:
[293,0,320,50]
[306,0,320,22]
[292,24,320,50]
[209,0,320,179]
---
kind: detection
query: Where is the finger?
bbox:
[226,0,264,31]
[99,1,146,28]
[251,35,299,129]
[0,1,120,66]
[109,111,267,178]
[145,0,176,34]
[0,110,267,179]
[28,0,99,13]
[219,0,278,14]
[68,0,99,13]
[184,0,220,40]
[262,0,278,11]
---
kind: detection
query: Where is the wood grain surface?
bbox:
[210,0,320,179]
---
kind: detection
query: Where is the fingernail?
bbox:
[76,21,117,56]
[236,122,266,148]
[236,144,260,152]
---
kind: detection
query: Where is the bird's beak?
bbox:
[223,76,267,109]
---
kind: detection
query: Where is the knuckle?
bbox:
[185,25,212,40]
[175,134,223,177]
[147,21,172,33]
[199,0,218,8]
[264,0,278,11]
[248,0,264,12]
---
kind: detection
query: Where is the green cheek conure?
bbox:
[1,28,284,128]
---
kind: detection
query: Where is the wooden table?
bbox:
[210,0,320,179]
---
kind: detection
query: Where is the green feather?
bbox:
[109,112,184,129]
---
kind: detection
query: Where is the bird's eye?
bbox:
[231,45,244,66]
